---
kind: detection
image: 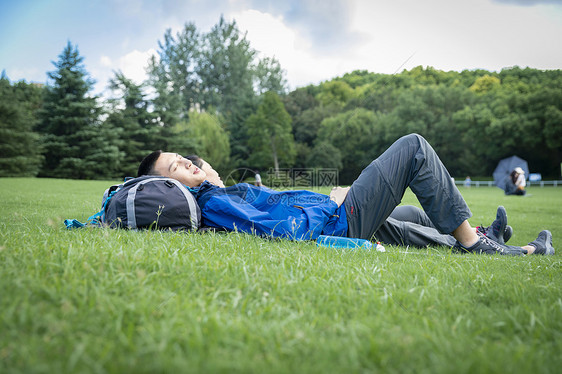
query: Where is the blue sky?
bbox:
[1,0,561,97]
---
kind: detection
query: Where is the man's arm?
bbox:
[329,186,350,207]
[201,193,337,240]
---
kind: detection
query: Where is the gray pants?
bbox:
[380,206,456,248]
[504,179,526,196]
[344,134,471,247]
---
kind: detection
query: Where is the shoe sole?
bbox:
[532,230,555,255]
[494,206,507,245]
[543,230,555,255]
[504,225,513,243]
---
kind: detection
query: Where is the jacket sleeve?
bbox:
[201,193,339,240]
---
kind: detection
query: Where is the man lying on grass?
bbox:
[184,155,513,250]
[137,134,554,256]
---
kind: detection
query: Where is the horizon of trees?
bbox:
[1,16,562,183]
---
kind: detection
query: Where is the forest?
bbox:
[1,17,561,184]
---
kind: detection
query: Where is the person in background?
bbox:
[464,176,471,188]
[254,171,263,187]
[505,167,526,196]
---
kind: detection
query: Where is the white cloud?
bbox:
[89,49,157,98]
[10,0,559,96]
[118,49,157,84]
[231,9,355,89]
[100,55,112,67]
[6,67,44,84]
[282,0,562,78]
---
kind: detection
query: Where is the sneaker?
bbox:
[503,226,513,243]
[528,230,555,255]
[455,233,527,256]
[477,225,513,244]
[476,206,508,244]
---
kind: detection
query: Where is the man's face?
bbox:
[153,152,207,187]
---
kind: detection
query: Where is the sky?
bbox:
[1,0,562,97]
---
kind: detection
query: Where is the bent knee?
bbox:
[404,133,427,144]
[397,133,429,151]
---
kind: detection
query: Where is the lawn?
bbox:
[1,178,561,374]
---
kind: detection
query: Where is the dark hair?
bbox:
[137,150,162,177]
[185,154,203,168]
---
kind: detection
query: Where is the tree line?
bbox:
[1,16,561,183]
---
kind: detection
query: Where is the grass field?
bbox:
[1,178,561,374]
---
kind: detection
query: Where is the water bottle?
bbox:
[316,235,385,252]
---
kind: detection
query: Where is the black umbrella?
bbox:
[493,156,529,190]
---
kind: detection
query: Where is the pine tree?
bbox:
[37,42,121,179]
[106,71,158,177]
[0,72,44,176]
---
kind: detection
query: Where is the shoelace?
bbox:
[479,234,505,254]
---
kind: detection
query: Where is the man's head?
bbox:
[137,150,162,177]
[185,155,203,168]
[137,151,207,187]
[186,154,224,188]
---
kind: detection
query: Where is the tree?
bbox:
[351,74,413,114]
[147,18,261,165]
[292,105,339,147]
[0,74,43,176]
[54,121,123,180]
[170,111,231,175]
[37,42,121,179]
[146,54,183,130]
[316,80,355,109]
[254,56,287,95]
[106,71,157,177]
[148,23,201,117]
[544,105,562,151]
[199,16,256,114]
[199,16,258,164]
[379,85,474,176]
[316,108,381,183]
[544,105,562,176]
[469,75,501,94]
[306,141,342,170]
[283,85,320,117]
[336,70,380,89]
[246,92,295,174]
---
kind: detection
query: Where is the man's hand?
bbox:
[329,186,350,207]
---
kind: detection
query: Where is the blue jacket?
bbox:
[190,182,348,240]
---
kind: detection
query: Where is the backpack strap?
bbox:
[64,184,121,229]
[64,219,86,229]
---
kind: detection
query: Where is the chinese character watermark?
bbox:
[265,168,339,189]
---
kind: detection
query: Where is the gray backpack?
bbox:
[102,176,201,231]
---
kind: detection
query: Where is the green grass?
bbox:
[1,178,561,374]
